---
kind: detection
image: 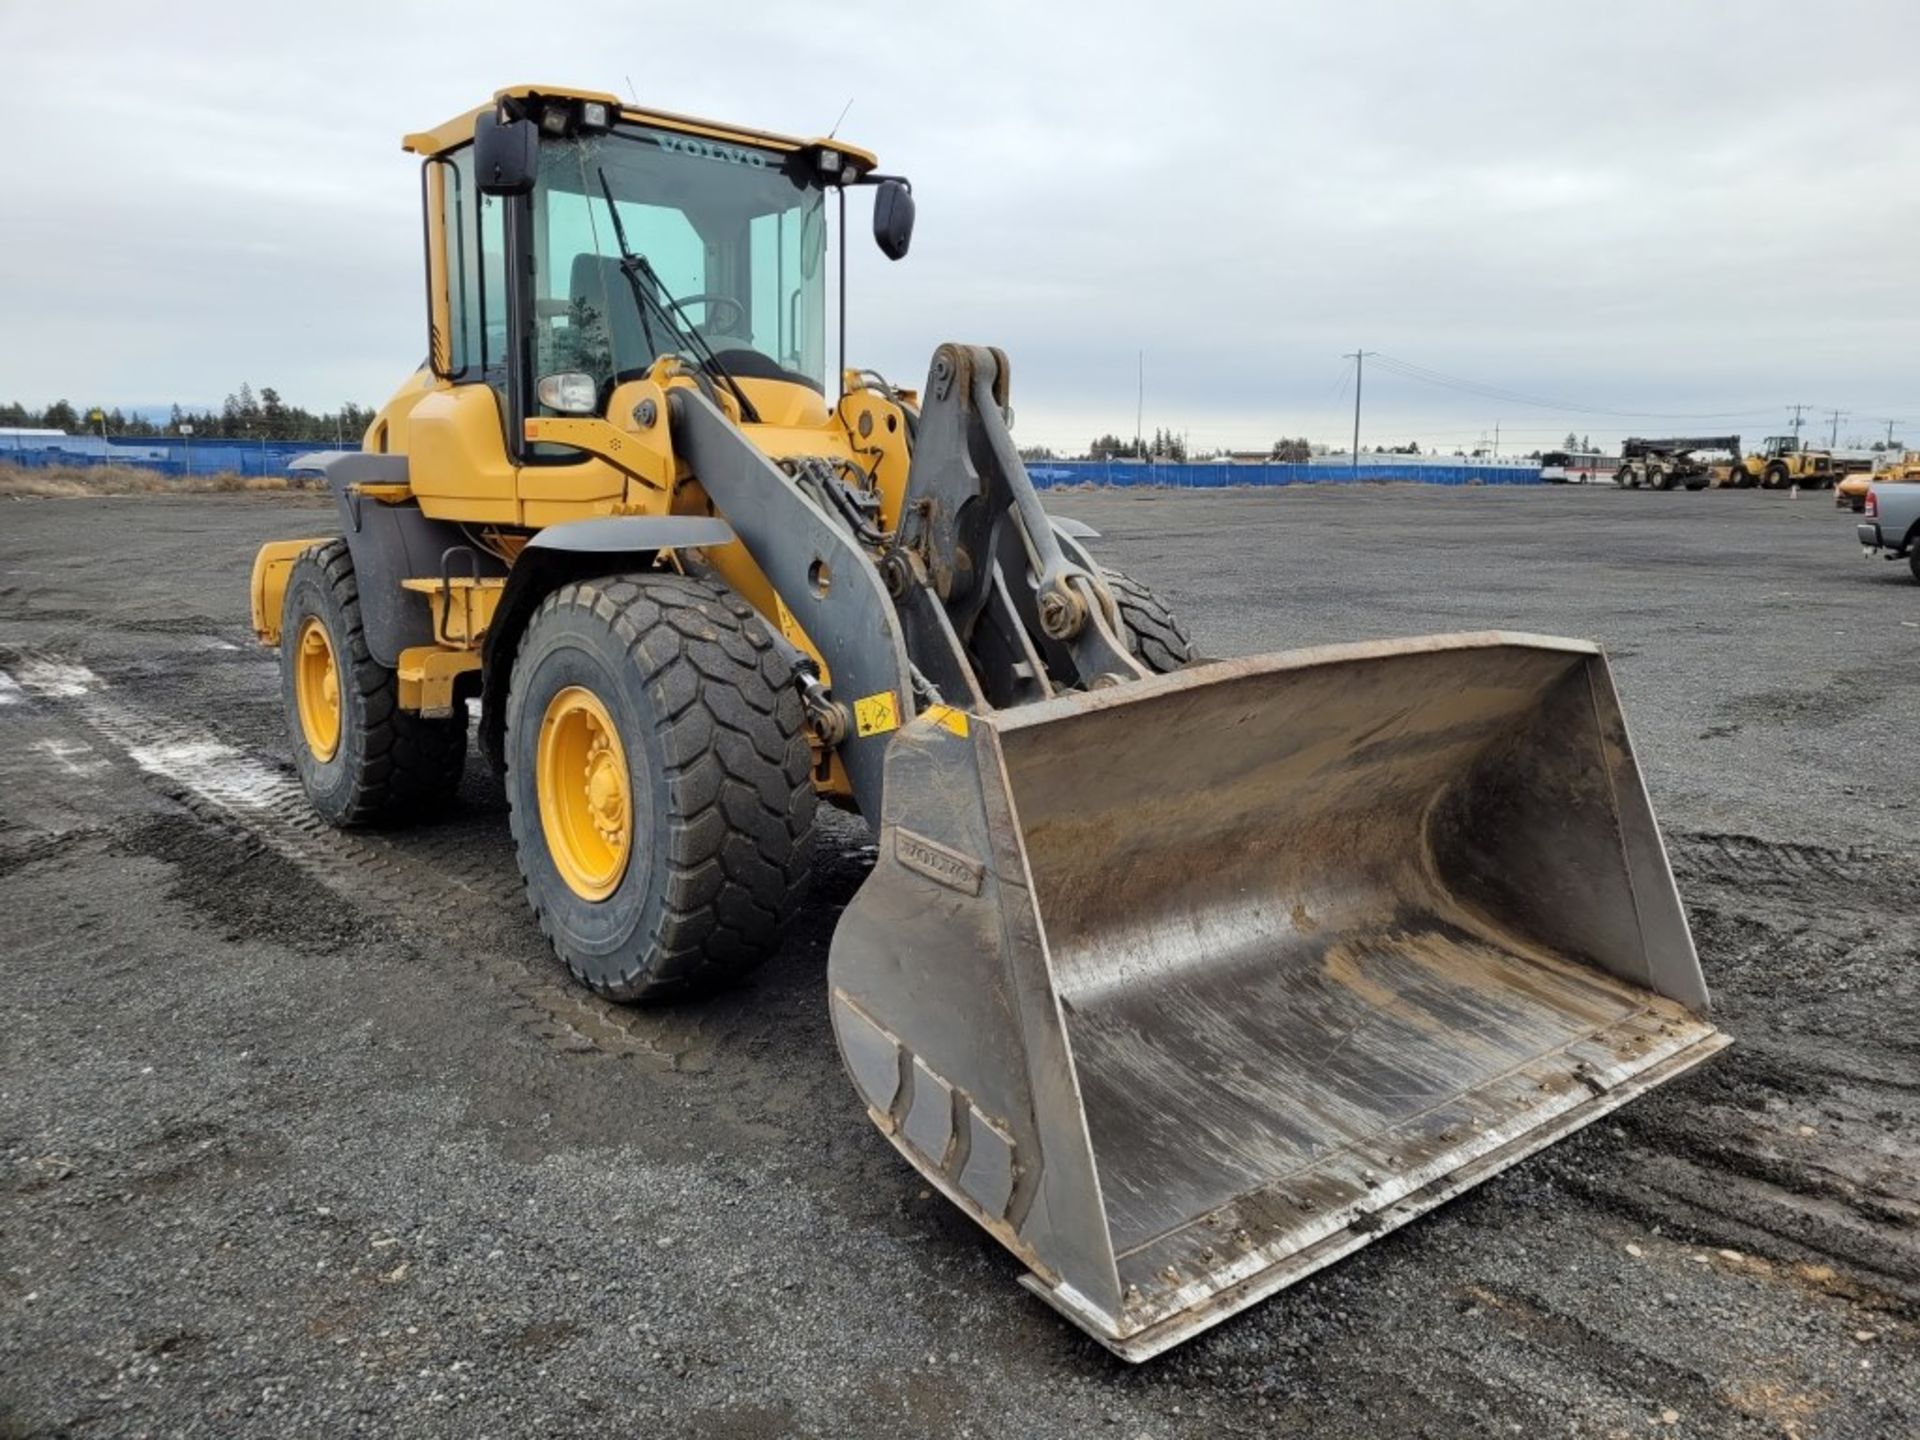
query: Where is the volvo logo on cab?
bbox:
[652,134,769,169]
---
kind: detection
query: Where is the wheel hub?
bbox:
[294,616,342,763]
[537,686,633,902]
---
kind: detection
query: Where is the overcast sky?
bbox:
[5,1,1916,454]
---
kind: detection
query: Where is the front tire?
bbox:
[505,573,815,1001]
[279,540,466,826]
[1101,568,1196,673]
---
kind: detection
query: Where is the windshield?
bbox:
[530,125,829,404]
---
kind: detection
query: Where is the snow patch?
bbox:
[12,659,99,699]
[123,738,290,812]
[30,737,109,778]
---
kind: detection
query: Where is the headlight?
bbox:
[537,373,598,415]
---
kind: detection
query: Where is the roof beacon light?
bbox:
[578,101,611,131]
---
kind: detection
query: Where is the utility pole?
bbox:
[1344,350,1370,475]
[1826,409,1844,448]
[1493,420,1501,459]
[1121,351,1136,458]
[1788,403,1806,446]
[1888,419,1898,449]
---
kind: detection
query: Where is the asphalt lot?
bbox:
[1,482,1914,1438]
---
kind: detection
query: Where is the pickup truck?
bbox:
[1857,483,1920,581]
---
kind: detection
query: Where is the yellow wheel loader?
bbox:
[1729,436,1837,490]
[249,86,1727,1360]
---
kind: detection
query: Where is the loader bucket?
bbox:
[828,632,1726,1360]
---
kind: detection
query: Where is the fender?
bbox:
[477,513,741,776]
[295,451,504,669]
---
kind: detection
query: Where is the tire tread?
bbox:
[506,573,814,1001]
[288,540,465,826]
[1103,568,1195,674]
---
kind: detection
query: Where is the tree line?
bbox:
[1,384,376,443]
[1023,434,1327,463]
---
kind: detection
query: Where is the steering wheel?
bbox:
[672,293,746,334]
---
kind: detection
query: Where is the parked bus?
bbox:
[1540,450,1613,484]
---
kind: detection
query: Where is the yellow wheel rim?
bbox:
[294,616,342,763]
[537,686,632,902]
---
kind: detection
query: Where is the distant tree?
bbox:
[1087,432,1145,460]
[1563,431,1579,452]
[260,386,290,440]
[1580,434,1591,451]
[5,388,377,444]
[1144,427,1186,462]
[1269,436,1311,463]
[1017,444,1057,461]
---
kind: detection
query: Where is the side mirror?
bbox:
[872,178,914,261]
[474,111,538,197]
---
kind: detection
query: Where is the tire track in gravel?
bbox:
[1565,827,1920,1307]
[0,648,722,1071]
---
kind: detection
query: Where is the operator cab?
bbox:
[408,86,913,459]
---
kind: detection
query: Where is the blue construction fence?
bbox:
[1025,459,1542,488]
[0,433,331,478]
[2,434,1545,488]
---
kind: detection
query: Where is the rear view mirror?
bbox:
[475,111,538,196]
[872,178,914,261]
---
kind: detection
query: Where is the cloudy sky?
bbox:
[5,1,1916,454]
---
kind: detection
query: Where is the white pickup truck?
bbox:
[1858,483,1920,582]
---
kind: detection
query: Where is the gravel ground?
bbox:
[1,484,1913,1438]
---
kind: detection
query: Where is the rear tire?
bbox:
[505,573,815,1001]
[1614,467,1633,488]
[279,540,466,827]
[1101,568,1196,673]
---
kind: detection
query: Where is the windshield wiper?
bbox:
[594,170,760,424]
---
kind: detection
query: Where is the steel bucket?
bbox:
[828,632,1726,1360]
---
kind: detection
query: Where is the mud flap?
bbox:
[827,631,1727,1360]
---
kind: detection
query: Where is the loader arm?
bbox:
[667,388,915,817]
[669,344,1148,815]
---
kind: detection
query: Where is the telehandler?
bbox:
[250,86,1727,1360]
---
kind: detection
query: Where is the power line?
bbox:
[1365,351,1784,421]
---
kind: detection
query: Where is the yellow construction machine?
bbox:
[249,87,1727,1360]
[1727,436,1837,489]
[1837,450,1920,512]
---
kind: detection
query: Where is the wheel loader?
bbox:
[1728,436,1837,489]
[249,86,1727,1360]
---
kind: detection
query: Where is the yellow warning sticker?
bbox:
[853,690,900,738]
[922,703,971,737]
